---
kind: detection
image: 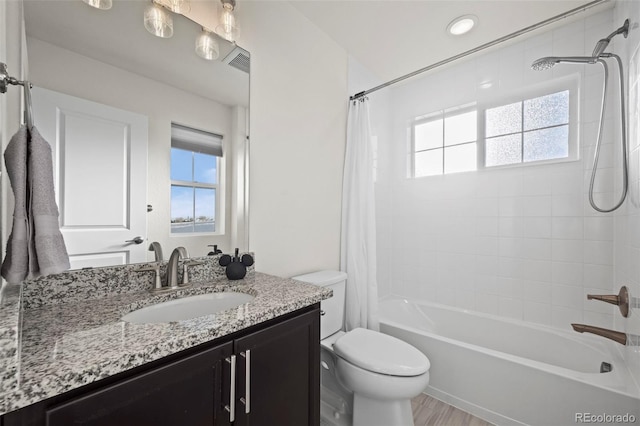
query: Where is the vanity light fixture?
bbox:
[81,0,112,10]
[144,0,174,38]
[447,15,478,36]
[196,29,220,60]
[216,0,239,43]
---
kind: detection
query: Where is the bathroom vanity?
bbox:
[0,263,331,425]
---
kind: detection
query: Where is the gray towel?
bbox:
[2,126,70,284]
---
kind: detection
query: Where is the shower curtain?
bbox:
[341,97,379,332]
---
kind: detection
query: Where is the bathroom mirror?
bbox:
[18,0,250,269]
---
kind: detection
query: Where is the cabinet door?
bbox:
[45,342,233,426]
[234,308,320,426]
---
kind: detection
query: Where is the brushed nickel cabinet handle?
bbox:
[240,350,251,414]
[224,355,236,422]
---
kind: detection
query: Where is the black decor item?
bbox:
[219,248,254,280]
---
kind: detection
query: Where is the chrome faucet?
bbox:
[167,247,189,289]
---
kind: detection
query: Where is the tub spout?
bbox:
[571,324,627,345]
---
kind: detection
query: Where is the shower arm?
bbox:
[587,286,629,317]
[588,55,628,213]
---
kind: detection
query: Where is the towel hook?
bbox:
[1,61,34,130]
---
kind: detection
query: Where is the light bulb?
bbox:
[215,1,239,42]
[196,30,220,61]
[144,2,173,38]
[82,0,112,10]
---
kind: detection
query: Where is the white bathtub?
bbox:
[379,298,640,426]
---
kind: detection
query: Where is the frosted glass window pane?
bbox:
[524,125,569,162]
[415,119,443,151]
[485,134,522,167]
[170,148,192,181]
[171,185,194,233]
[486,102,521,137]
[195,188,216,232]
[415,149,443,177]
[194,152,217,184]
[444,143,477,174]
[524,91,569,131]
[445,111,477,146]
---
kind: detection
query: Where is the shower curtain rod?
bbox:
[350,0,610,100]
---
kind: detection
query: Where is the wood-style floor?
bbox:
[412,394,494,426]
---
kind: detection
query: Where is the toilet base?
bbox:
[352,394,414,426]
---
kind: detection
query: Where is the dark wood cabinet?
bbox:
[3,304,320,426]
[46,342,233,426]
[233,308,320,426]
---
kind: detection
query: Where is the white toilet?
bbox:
[293,270,430,426]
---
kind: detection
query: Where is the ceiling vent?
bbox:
[223,46,250,74]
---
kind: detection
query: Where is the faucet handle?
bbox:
[182,259,204,285]
[134,263,163,291]
[587,286,629,317]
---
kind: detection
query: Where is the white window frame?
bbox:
[409,74,580,178]
[409,102,478,178]
[478,74,580,170]
[170,123,224,236]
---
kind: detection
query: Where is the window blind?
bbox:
[171,123,223,157]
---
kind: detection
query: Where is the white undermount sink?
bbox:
[121,292,255,324]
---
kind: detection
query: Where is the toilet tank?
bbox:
[292,270,347,339]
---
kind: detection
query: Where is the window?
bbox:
[485,90,570,167]
[170,123,223,234]
[410,79,577,177]
[412,105,477,177]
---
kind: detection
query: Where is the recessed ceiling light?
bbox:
[447,15,478,36]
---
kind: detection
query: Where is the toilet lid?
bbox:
[333,328,430,377]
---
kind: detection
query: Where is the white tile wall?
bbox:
[373,8,620,333]
[362,0,640,391]
[613,0,640,394]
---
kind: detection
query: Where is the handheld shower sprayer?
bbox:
[530,19,630,213]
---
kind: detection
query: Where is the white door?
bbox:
[32,87,148,269]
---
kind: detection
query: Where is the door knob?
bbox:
[125,236,144,245]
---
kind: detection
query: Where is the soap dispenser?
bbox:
[207,244,223,256]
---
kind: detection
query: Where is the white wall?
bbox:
[235,1,348,278]
[613,0,640,394]
[26,37,236,260]
[372,8,621,331]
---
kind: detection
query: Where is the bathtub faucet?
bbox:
[571,324,640,346]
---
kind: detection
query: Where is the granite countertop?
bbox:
[0,272,331,416]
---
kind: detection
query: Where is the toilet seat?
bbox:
[333,328,430,377]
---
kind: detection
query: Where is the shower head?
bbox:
[531,57,559,71]
[532,19,630,72]
[531,56,596,71]
[592,19,629,57]
[593,18,630,57]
